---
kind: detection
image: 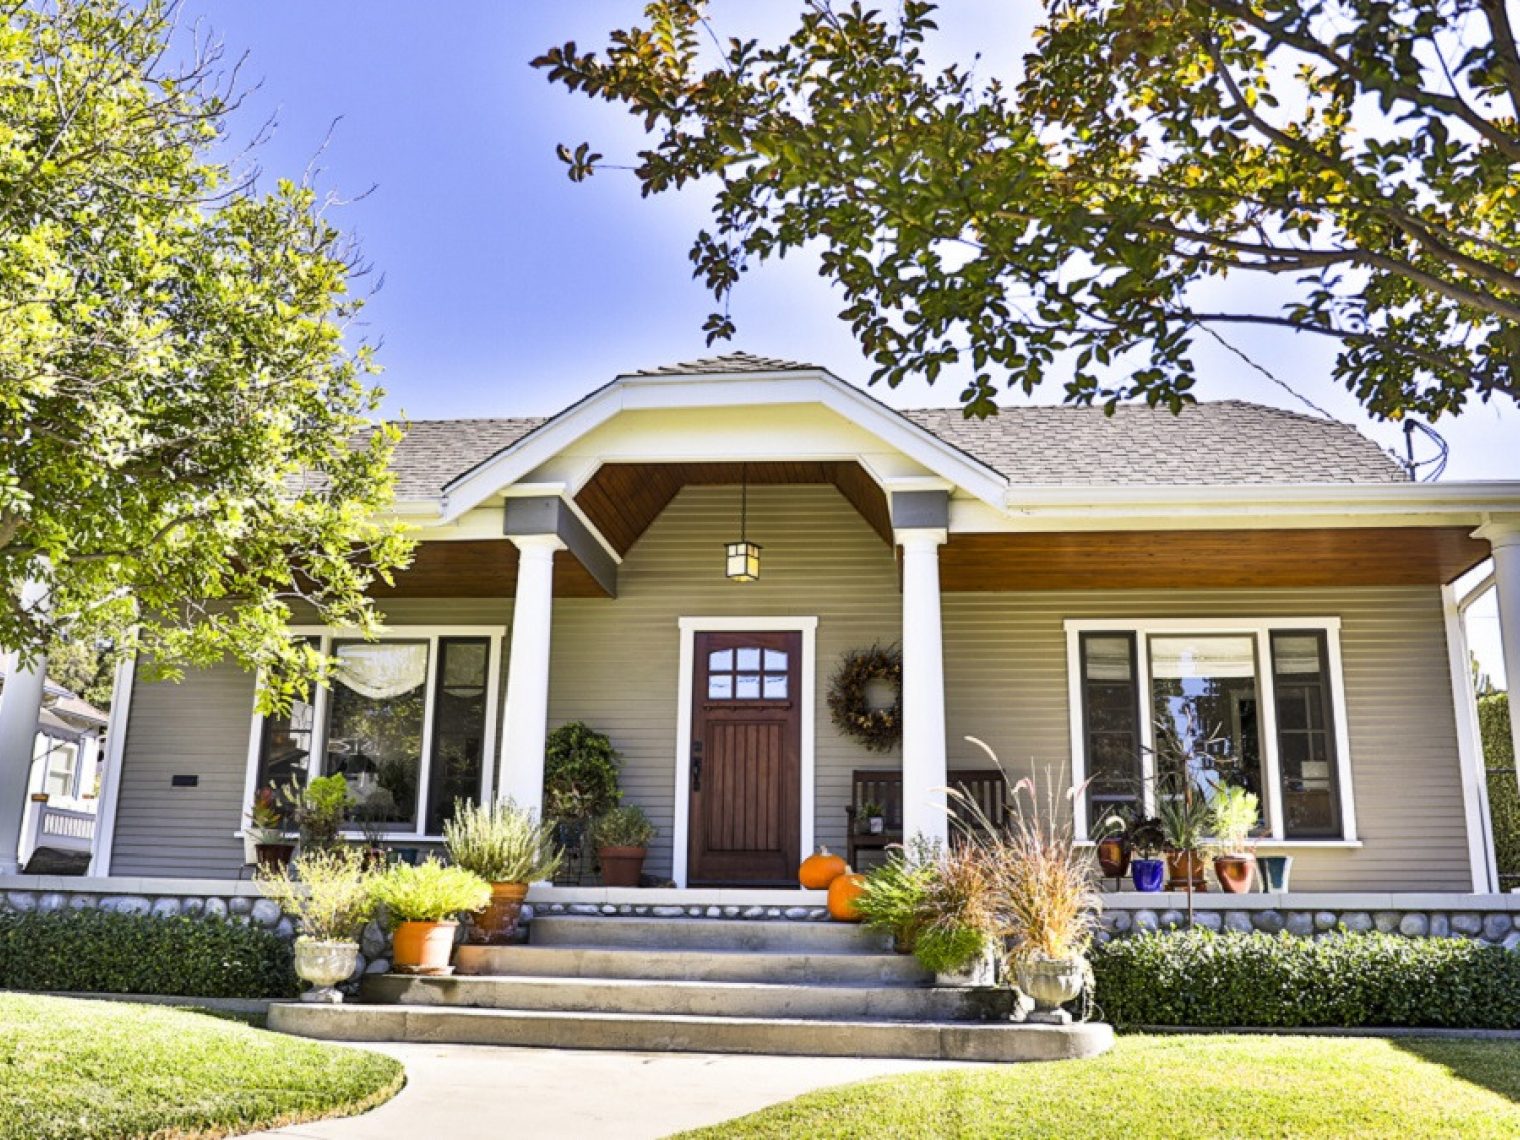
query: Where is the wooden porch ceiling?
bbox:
[937,526,1490,590]
[368,539,606,599]
[573,461,893,554]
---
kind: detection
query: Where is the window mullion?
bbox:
[308,634,333,788]
[414,634,441,837]
[1135,633,1155,817]
[1256,629,1286,839]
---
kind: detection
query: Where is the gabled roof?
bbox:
[903,402,1407,487]
[629,351,821,376]
[387,417,544,501]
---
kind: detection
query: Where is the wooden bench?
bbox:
[843,768,1009,870]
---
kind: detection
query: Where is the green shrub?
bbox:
[543,721,621,823]
[1481,693,1520,887]
[0,909,297,999]
[590,804,656,848]
[445,797,563,883]
[369,857,491,923]
[1092,929,1520,1030]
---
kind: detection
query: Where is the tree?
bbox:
[45,638,114,710]
[0,0,410,710]
[534,0,1520,420]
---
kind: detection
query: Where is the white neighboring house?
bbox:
[0,664,107,871]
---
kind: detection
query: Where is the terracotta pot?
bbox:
[1213,854,1255,894]
[598,846,647,888]
[255,842,295,871]
[827,872,867,922]
[294,938,359,1004]
[799,846,848,890]
[1165,850,1208,891]
[392,920,459,975]
[1096,837,1131,880]
[468,882,529,944]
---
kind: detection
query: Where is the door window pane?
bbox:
[1149,635,1264,806]
[708,673,734,700]
[326,640,429,829]
[706,641,790,702]
[1080,634,1141,829]
[1271,631,1342,838]
[424,638,490,835]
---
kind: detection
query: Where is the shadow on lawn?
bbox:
[1392,1038,1520,1105]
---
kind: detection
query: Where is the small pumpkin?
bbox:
[828,872,867,922]
[798,846,848,890]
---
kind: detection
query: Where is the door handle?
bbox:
[691,740,703,792]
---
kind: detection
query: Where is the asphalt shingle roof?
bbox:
[387,417,545,500]
[628,351,821,376]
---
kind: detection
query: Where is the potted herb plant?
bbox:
[444,797,563,943]
[859,800,886,835]
[1127,816,1166,893]
[1210,784,1260,894]
[279,774,353,854]
[245,786,294,870]
[369,857,491,975]
[591,804,656,887]
[255,847,375,1003]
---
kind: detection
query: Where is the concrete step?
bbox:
[454,944,930,985]
[362,973,1007,1021]
[529,916,891,954]
[269,1002,1113,1063]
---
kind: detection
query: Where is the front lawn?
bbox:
[0,993,403,1140]
[682,1034,1520,1139]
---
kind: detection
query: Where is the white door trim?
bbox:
[672,616,818,889]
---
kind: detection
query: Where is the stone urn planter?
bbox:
[934,945,998,988]
[468,883,530,944]
[294,938,359,1004]
[1015,954,1087,1024]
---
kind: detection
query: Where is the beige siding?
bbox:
[549,485,902,879]
[110,484,1473,891]
[942,586,1472,891]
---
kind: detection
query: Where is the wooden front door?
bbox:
[688,631,802,886]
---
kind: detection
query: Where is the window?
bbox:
[246,627,503,838]
[707,646,790,701]
[1067,618,1354,843]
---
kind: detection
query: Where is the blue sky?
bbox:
[183,1,1520,485]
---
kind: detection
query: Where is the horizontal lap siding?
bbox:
[943,586,1470,891]
[110,598,513,879]
[550,485,902,880]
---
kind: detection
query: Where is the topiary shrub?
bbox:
[0,909,297,999]
[1091,929,1520,1030]
[543,721,621,824]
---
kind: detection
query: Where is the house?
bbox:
[53,352,1520,893]
[0,664,107,872]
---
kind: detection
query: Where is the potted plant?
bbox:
[444,797,563,943]
[1158,787,1212,893]
[1093,801,1139,883]
[1210,784,1260,894]
[590,804,656,887]
[256,846,375,1003]
[911,844,998,986]
[369,857,491,975]
[278,774,353,854]
[1127,816,1166,893]
[245,786,294,870]
[543,721,623,881]
[859,800,886,835]
[854,838,937,953]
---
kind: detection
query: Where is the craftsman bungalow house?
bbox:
[75,353,1520,895]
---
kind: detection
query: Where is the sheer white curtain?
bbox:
[335,642,429,700]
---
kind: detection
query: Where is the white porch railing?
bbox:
[21,794,96,860]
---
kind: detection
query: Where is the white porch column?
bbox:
[898,527,949,847]
[0,577,50,874]
[497,534,564,815]
[1479,519,1520,780]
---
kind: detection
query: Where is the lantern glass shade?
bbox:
[725,540,762,582]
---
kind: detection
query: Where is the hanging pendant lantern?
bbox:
[725,464,762,582]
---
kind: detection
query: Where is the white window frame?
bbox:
[1065,617,1358,846]
[239,625,506,842]
[671,616,818,889]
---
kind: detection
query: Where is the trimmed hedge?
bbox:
[0,909,298,999]
[1092,929,1520,1030]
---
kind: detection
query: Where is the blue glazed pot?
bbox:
[1257,854,1293,892]
[1131,857,1165,893]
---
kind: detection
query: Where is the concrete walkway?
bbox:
[257,1043,978,1139]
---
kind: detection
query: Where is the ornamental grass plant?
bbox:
[911,842,998,976]
[254,846,375,944]
[444,797,563,884]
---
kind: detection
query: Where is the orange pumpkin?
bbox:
[828,872,867,922]
[798,846,848,890]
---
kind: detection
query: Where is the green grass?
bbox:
[681,1034,1520,1139]
[0,993,404,1139]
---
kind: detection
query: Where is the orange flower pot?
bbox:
[799,847,848,890]
[828,872,867,922]
[467,883,529,945]
[392,920,459,975]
